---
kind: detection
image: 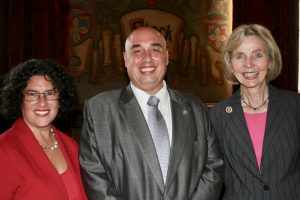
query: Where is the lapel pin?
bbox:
[226,106,233,113]
[182,109,188,115]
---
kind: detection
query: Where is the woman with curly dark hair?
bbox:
[0,59,87,199]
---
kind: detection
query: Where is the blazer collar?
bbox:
[11,119,69,184]
[225,85,288,175]
[261,86,288,160]
[225,89,261,174]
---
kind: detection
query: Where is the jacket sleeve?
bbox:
[79,100,123,200]
[0,144,20,199]
[191,106,224,200]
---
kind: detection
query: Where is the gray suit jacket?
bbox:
[209,85,300,200]
[79,85,223,200]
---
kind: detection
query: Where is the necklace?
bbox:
[240,94,269,111]
[39,128,59,150]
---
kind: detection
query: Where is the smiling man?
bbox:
[79,27,223,200]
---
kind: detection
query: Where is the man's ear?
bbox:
[166,50,169,66]
[123,52,128,68]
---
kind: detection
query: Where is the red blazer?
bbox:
[0,118,87,200]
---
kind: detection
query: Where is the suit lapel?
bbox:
[165,97,188,193]
[225,87,286,177]
[225,91,260,172]
[120,86,165,192]
[262,86,287,158]
[13,119,67,184]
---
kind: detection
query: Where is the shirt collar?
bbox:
[130,81,169,107]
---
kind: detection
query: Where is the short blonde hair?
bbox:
[223,24,282,84]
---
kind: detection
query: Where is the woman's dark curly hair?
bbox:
[0,59,76,120]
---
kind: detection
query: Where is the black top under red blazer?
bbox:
[209,85,300,200]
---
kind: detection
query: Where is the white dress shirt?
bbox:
[130,81,173,145]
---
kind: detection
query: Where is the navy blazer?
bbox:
[79,85,223,200]
[210,85,300,200]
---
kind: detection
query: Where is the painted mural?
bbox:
[69,0,232,105]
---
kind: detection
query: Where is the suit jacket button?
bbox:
[263,185,269,191]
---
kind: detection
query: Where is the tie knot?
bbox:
[147,96,160,106]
